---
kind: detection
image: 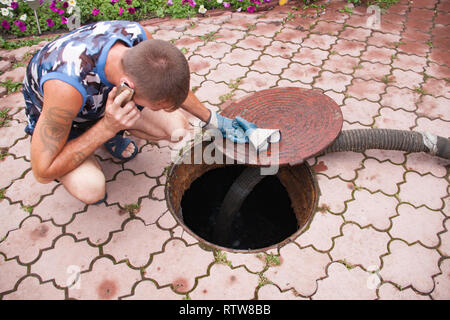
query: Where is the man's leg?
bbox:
[127,108,190,143]
[59,154,106,204]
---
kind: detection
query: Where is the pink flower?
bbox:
[92,8,100,16]
[223,2,230,7]
[2,20,10,30]
[61,16,68,24]
[126,0,132,4]
[11,2,18,10]
[247,5,255,13]
[167,0,173,5]
[111,0,119,3]
[46,18,55,27]
[63,1,69,8]
[14,20,26,31]
[128,7,135,13]
[119,7,124,15]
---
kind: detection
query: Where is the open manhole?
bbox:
[166,142,320,252]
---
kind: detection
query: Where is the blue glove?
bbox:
[234,116,257,137]
[204,112,248,143]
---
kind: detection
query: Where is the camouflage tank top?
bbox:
[22,20,147,136]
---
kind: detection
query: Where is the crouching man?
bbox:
[23,20,251,204]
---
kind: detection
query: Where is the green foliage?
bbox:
[0,79,22,94]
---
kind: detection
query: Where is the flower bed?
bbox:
[0,0,273,38]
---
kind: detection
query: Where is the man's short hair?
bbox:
[122,39,190,109]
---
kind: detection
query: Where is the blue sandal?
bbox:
[104,133,138,162]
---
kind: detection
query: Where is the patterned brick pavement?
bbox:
[0,0,449,300]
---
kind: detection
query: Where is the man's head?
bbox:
[121,39,190,112]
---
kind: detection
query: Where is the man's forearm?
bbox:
[40,119,115,180]
[182,90,211,123]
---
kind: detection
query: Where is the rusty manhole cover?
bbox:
[218,87,343,166]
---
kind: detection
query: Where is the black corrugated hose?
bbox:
[214,129,450,244]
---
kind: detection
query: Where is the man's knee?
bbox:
[73,178,106,204]
[167,112,190,142]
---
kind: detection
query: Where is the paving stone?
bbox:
[239,71,278,92]
[32,184,86,226]
[222,16,257,31]
[157,211,177,229]
[0,60,11,73]
[68,257,141,300]
[264,41,300,59]
[292,47,329,66]
[416,95,450,121]
[438,219,450,257]
[331,39,366,57]
[226,252,265,273]
[0,121,27,148]
[265,243,330,297]
[398,172,448,210]
[390,204,444,248]
[340,98,379,125]
[207,63,248,83]
[236,35,272,51]
[295,211,343,252]
[313,21,343,36]
[0,216,61,264]
[316,174,354,214]
[0,200,29,241]
[66,203,128,246]
[214,28,246,45]
[347,78,386,102]
[362,46,396,64]
[222,48,261,66]
[153,29,183,42]
[429,48,450,66]
[302,34,337,51]
[340,27,371,42]
[390,69,424,90]
[405,153,450,178]
[123,144,171,178]
[314,151,364,180]
[151,185,165,200]
[103,219,170,268]
[0,155,30,189]
[380,86,420,111]
[313,262,377,300]
[2,47,35,62]
[0,255,27,294]
[331,223,390,269]
[2,275,65,300]
[257,284,307,300]
[145,239,213,293]
[365,149,406,164]
[195,41,232,59]
[190,264,259,300]
[377,283,430,300]
[5,169,57,207]
[344,189,398,231]
[251,55,290,75]
[277,79,312,89]
[353,62,392,82]
[0,67,26,83]
[195,80,231,105]
[274,28,308,44]
[355,158,405,195]
[422,78,450,99]
[425,62,450,80]
[31,235,98,288]
[188,55,220,76]
[323,54,359,74]
[374,107,416,130]
[392,53,428,73]
[184,23,220,37]
[106,171,157,207]
[380,240,441,294]
[367,31,401,49]
[397,39,430,57]
[122,279,182,300]
[314,71,352,92]
[324,91,345,105]
[175,36,205,54]
[251,22,283,38]
[136,198,167,225]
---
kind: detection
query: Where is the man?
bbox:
[22,20,250,204]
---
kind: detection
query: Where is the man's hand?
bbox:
[100,87,141,136]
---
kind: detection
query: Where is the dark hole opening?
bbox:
[181,165,299,250]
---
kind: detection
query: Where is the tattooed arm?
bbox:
[30,80,134,183]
